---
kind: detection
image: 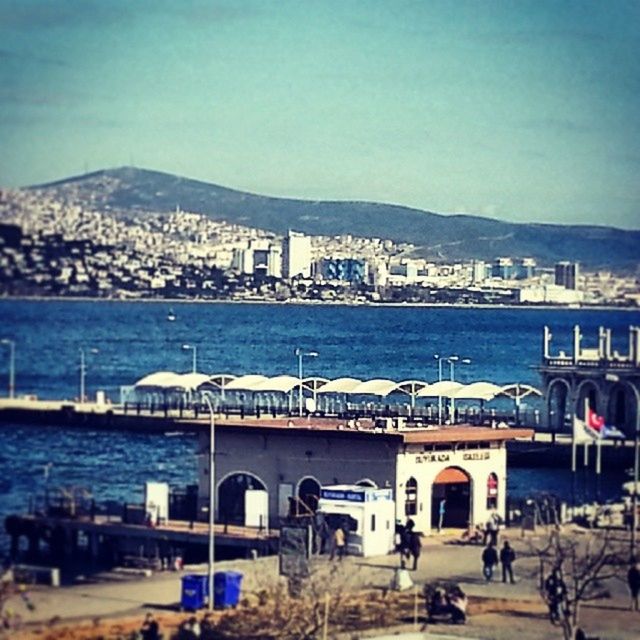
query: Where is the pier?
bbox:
[5,510,278,579]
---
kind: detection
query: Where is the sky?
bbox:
[0,0,639,229]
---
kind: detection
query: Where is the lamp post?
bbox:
[294,348,318,417]
[182,344,197,373]
[1,338,15,398]
[448,356,471,424]
[79,347,98,403]
[434,354,444,424]
[202,393,216,611]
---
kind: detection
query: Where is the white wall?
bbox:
[395,444,507,533]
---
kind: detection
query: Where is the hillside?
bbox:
[31,167,640,269]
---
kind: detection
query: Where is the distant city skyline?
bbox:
[0,0,639,229]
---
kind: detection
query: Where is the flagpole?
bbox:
[583,441,590,504]
[572,417,577,510]
[596,430,602,503]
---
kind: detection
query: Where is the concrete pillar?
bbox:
[543,325,551,359]
[573,325,581,364]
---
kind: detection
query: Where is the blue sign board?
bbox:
[320,487,393,503]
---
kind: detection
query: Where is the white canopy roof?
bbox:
[224,374,269,391]
[134,371,209,390]
[316,377,364,394]
[350,378,399,397]
[251,375,301,393]
[452,381,502,401]
[416,380,463,398]
[134,371,180,389]
[174,372,211,390]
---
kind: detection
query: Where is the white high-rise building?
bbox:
[282,230,311,279]
[471,260,486,284]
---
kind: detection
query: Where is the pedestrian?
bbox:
[407,530,422,571]
[499,540,516,584]
[438,499,446,532]
[544,568,567,622]
[628,558,640,611]
[485,511,500,546]
[481,542,498,581]
[140,613,161,640]
[330,526,346,561]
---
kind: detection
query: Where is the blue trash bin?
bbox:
[181,574,209,611]
[213,571,243,608]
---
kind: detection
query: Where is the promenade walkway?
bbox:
[8,528,640,639]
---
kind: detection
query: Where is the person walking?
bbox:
[628,558,640,611]
[438,499,446,532]
[481,542,498,582]
[330,526,346,561]
[500,540,516,584]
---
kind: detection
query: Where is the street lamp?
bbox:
[434,354,444,424]
[78,347,98,403]
[202,393,216,611]
[294,348,318,417]
[182,344,198,373]
[447,356,471,424]
[1,338,15,399]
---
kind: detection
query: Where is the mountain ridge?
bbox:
[29,166,640,270]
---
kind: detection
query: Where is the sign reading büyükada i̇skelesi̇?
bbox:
[414,450,491,463]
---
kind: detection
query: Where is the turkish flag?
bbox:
[587,408,605,431]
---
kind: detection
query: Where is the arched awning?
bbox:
[434,467,470,484]
[351,378,399,397]
[134,371,181,389]
[316,377,363,394]
[134,371,210,391]
[224,375,269,391]
[251,375,300,393]
[452,381,502,401]
[172,372,211,390]
[416,381,463,398]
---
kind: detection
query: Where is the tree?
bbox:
[530,528,625,640]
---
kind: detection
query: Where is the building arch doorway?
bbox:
[218,472,267,526]
[296,476,321,515]
[431,466,471,529]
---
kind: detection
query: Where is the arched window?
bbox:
[405,477,418,516]
[486,473,498,510]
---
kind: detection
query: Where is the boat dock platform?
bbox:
[5,511,279,575]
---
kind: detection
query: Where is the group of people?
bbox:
[481,540,516,583]
[460,511,502,546]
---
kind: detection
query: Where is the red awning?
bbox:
[434,467,470,484]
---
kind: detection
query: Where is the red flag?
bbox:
[587,408,605,431]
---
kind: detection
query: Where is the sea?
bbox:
[0,299,638,553]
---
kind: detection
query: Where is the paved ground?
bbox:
[7,527,640,639]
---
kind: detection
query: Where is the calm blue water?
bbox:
[0,300,637,552]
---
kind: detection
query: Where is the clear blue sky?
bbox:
[1,0,639,228]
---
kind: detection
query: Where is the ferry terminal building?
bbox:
[196,419,533,534]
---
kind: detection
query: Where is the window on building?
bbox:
[487,473,498,510]
[405,477,418,516]
[371,514,376,532]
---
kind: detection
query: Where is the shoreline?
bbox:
[0,294,634,312]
